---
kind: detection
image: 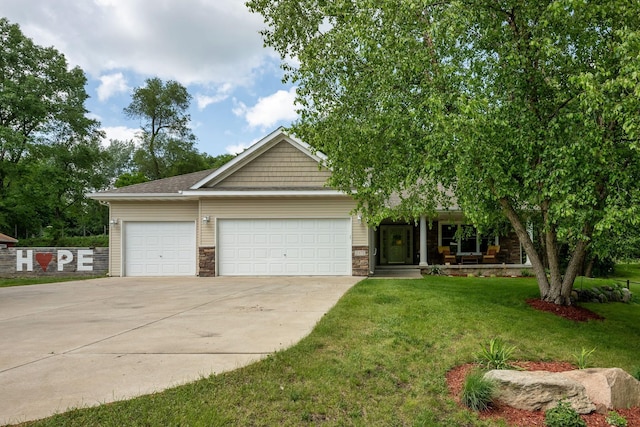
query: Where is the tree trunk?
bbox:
[498,198,550,295]
[584,255,596,278]
[542,226,568,304]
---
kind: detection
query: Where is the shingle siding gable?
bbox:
[212,141,331,189]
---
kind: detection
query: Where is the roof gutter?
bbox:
[179,190,348,197]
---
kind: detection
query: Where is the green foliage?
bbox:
[0,275,105,288]
[476,338,516,370]
[461,370,495,411]
[521,269,535,277]
[573,347,596,369]
[0,18,106,238]
[544,400,587,427]
[247,0,640,305]
[606,411,628,427]
[18,235,108,247]
[114,172,149,188]
[124,78,195,180]
[204,153,236,169]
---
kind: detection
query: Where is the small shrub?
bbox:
[605,411,628,427]
[573,347,596,369]
[427,266,442,275]
[521,269,534,277]
[544,400,586,427]
[477,337,516,369]
[461,370,495,411]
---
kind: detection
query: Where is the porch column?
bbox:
[419,215,428,267]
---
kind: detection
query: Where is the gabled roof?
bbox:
[0,233,18,243]
[88,127,344,202]
[87,168,216,201]
[189,127,327,189]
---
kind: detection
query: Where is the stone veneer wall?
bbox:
[499,232,523,264]
[0,247,108,278]
[199,246,216,277]
[352,246,369,276]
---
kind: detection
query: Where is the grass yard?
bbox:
[0,276,104,288]
[22,272,640,426]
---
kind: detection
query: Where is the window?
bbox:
[439,223,496,255]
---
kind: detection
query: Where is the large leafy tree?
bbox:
[0,18,104,237]
[247,0,640,304]
[124,78,196,180]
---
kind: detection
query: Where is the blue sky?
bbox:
[0,0,298,156]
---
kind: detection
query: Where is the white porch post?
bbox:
[419,215,428,267]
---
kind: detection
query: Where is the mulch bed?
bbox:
[525,299,605,322]
[446,300,639,426]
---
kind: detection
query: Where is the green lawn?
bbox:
[23,271,639,427]
[0,276,104,288]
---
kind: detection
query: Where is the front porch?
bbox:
[368,215,532,276]
[371,264,532,278]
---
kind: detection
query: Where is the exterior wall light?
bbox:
[202,216,210,224]
[109,218,119,226]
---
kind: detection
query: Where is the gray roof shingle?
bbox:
[100,169,217,194]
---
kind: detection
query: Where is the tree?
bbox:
[0,18,103,236]
[131,135,210,179]
[247,0,640,305]
[124,78,195,180]
[203,153,236,170]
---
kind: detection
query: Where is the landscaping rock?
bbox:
[573,284,633,303]
[560,368,640,411]
[484,370,595,414]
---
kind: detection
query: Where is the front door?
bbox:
[380,225,413,264]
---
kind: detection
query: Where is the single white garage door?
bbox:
[218,219,351,276]
[124,222,196,276]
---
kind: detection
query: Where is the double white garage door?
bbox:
[218,219,351,276]
[124,219,351,276]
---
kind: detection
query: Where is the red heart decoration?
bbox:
[35,253,54,272]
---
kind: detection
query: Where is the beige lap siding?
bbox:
[109,202,199,277]
[199,197,367,248]
[212,140,332,188]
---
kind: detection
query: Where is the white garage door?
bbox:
[124,222,196,276]
[218,219,351,276]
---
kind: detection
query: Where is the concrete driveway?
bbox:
[0,276,360,425]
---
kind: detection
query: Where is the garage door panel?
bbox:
[125,222,196,277]
[218,219,351,276]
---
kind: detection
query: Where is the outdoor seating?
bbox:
[438,246,457,264]
[482,245,500,263]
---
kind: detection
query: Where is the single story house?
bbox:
[89,128,529,277]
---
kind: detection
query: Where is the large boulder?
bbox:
[560,368,640,412]
[484,370,595,414]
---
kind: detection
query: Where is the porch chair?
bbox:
[482,245,500,264]
[438,246,457,264]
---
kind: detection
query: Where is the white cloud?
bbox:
[196,83,234,110]
[97,72,129,101]
[0,0,274,86]
[234,87,298,129]
[101,126,140,144]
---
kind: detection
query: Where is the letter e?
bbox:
[77,250,93,271]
